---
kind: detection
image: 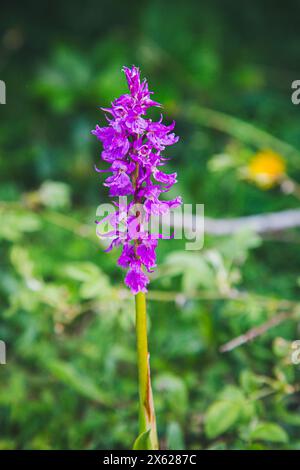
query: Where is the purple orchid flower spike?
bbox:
[92,66,181,294]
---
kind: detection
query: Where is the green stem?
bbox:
[135,292,158,449]
[184,105,300,168]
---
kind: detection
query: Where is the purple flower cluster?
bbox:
[92,66,181,294]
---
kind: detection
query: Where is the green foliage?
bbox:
[166,422,185,450]
[249,423,288,444]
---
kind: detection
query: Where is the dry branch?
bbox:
[219,311,290,352]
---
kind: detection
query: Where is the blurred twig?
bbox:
[0,199,103,246]
[2,198,300,247]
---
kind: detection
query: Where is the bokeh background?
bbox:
[1,0,300,450]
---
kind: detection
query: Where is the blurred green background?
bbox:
[1,0,300,450]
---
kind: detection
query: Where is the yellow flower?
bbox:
[247,149,286,189]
